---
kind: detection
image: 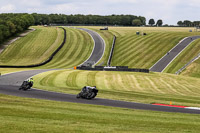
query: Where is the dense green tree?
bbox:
[177,21,183,26]
[148,19,155,26]
[183,20,192,27]
[132,19,142,26]
[0,13,35,44]
[32,13,43,25]
[193,21,200,27]
[156,19,163,26]
[6,21,16,35]
[0,28,3,43]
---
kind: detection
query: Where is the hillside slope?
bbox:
[181,58,200,78]
[0,26,63,66]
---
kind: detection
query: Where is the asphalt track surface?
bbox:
[0,30,200,114]
[150,36,200,72]
[78,28,105,66]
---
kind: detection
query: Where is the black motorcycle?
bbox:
[76,86,98,99]
[19,81,33,91]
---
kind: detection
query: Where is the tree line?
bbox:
[177,20,200,27]
[0,13,34,44]
[32,13,146,26]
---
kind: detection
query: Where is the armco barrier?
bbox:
[0,27,66,68]
[175,53,200,75]
[77,66,149,73]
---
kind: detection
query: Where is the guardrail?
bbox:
[0,27,66,68]
[175,53,200,75]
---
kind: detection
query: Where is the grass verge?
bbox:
[1,94,200,133]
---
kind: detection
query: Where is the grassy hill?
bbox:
[0,26,64,66]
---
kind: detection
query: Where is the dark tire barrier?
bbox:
[0,27,66,68]
[77,66,149,73]
[107,35,116,66]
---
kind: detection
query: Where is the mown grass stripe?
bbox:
[43,28,78,68]
[130,75,143,91]
[121,74,135,91]
[66,71,80,88]
[158,78,181,94]
[53,70,72,88]
[113,34,153,57]
[86,71,97,86]
[116,74,129,91]
[41,28,73,68]
[117,33,168,67]
[114,33,163,62]
[135,34,177,68]
[39,70,61,87]
[144,77,163,93]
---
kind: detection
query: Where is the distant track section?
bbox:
[0,27,66,68]
[150,36,200,72]
[78,28,105,66]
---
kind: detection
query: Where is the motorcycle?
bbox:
[19,81,33,91]
[76,86,98,99]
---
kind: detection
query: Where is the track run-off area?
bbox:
[0,27,200,114]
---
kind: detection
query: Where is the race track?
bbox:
[150,36,200,72]
[1,70,200,114]
[78,28,105,66]
[0,29,200,114]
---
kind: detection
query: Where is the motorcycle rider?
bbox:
[19,78,34,91]
[26,78,34,87]
[76,86,98,99]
